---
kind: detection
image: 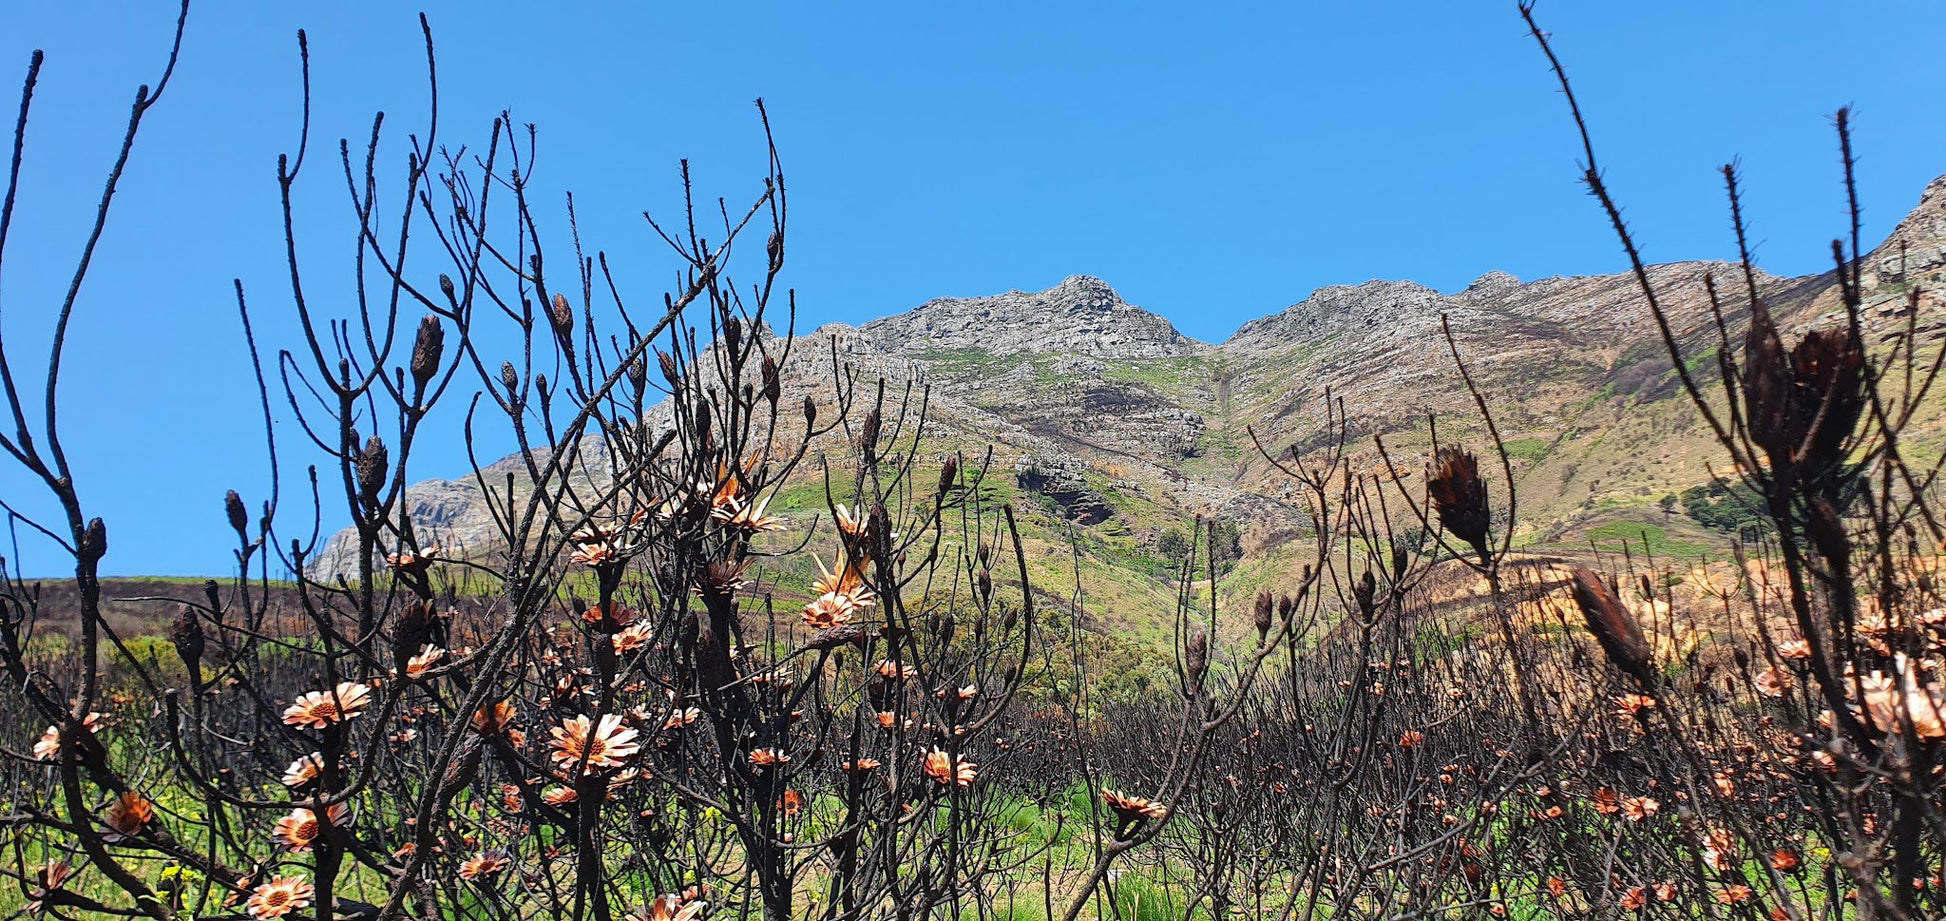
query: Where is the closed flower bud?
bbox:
[1569,567,1656,688]
[500,362,520,393]
[859,408,881,463]
[802,395,817,427]
[1254,590,1274,639]
[937,457,959,497]
[437,273,456,304]
[411,315,444,389]
[549,292,574,336]
[1185,627,1209,687]
[722,315,742,355]
[760,356,781,406]
[658,351,680,387]
[1427,447,1492,564]
[627,356,647,396]
[357,436,389,504]
[80,518,108,563]
[170,604,205,679]
[225,490,249,540]
[395,600,433,662]
[1353,570,1377,620]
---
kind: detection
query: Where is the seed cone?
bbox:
[1743,302,1864,500]
[1569,567,1656,688]
[411,315,444,389]
[1428,447,1492,563]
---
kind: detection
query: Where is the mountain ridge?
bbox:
[320,173,1946,635]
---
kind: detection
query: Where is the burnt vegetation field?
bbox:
[9,4,1946,920]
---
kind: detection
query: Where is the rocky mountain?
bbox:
[324,174,1946,634]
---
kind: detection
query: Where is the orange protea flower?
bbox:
[1652,881,1678,901]
[1398,731,1425,748]
[282,753,325,790]
[844,758,881,773]
[802,592,858,630]
[102,793,155,841]
[812,556,875,602]
[1102,787,1167,825]
[1700,828,1737,871]
[283,682,373,729]
[1859,664,1946,739]
[780,789,804,817]
[747,666,795,686]
[459,851,510,881]
[749,747,790,768]
[1592,788,1620,815]
[1711,771,1736,797]
[1754,666,1792,698]
[582,601,638,629]
[471,700,518,736]
[923,748,976,787]
[404,645,445,679]
[1777,637,1812,660]
[1771,847,1802,872]
[833,504,869,538]
[660,706,701,731]
[541,786,579,807]
[1620,796,1659,822]
[386,546,441,572]
[32,712,103,762]
[570,542,618,566]
[1619,886,1648,911]
[613,622,654,654]
[1715,884,1753,904]
[874,660,917,681]
[1613,694,1657,719]
[246,876,315,919]
[713,494,784,532]
[639,893,708,921]
[549,713,641,772]
[25,860,73,915]
[271,804,348,852]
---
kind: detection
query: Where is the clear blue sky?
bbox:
[3,1,1943,576]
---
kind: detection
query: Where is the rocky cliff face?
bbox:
[861,274,1204,359]
[323,174,1946,616]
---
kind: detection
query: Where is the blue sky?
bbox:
[3,1,1944,576]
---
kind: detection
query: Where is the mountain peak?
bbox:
[862,276,1204,359]
[1226,278,1448,345]
[1461,270,1523,300]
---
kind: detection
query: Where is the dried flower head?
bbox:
[282,683,374,729]
[271,804,348,852]
[1571,568,1656,688]
[459,851,510,881]
[281,753,325,790]
[245,875,315,919]
[923,748,977,787]
[1427,447,1492,561]
[1102,787,1167,826]
[31,712,102,762]
[550,713,642,772]
[102,793,155,841]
